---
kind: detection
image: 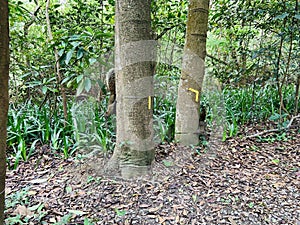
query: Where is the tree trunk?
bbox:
[106,0,155,179]
[175,0,210,145]
[0,0,9,223]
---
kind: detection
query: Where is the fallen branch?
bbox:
[244,114,300,139]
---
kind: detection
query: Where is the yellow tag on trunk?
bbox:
[188,88,199,102]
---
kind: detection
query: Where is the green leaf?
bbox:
[77,48,84,59]
[58,48,65,57]
[68,35,81,41]
[89,58,97,65]
[42,86,47,95]
[65,186,72,193]
[28,203,43,211]
[67,79,74,88]
[84,78,92,92]
[77,80,85,96]
[269,113,280,121]
[85,26,94,35]
[192,194,197,202]
[61,76,70,85]
[272,159,280,164]
[162,160,173,167]
[294,14,300,20]
[84,218,93,225]
[115,208,126,217]
[71,41,81,48]
[248,202,254,208]
[65,49,74,65]
[274,13,289,20]
[77,74,84,83]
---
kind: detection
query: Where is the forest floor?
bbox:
[5,122,300,225]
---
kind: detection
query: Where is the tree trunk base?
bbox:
[120,165,152,179]
[104,153,120,176]
[175,133,199,146]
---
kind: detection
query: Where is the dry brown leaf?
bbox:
[49,217,56,223]
[27,190,37,196]
[228,216,237,225]
[148,204,162,213]
[14,205,34,217]
[28,178,48,184]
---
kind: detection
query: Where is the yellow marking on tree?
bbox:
[148,96,152,109]
[188,88,199,102]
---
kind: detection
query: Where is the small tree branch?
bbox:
[206,53,228,66]
[155,25,176,40]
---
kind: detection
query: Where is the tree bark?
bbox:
[106,0,155,179]
[175,0,210,145]
[0,0,9,223]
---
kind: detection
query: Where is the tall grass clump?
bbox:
[7,100,76,168]
[153,66,179,143]
[222,84,299,138]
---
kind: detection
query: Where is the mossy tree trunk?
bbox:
[0,0,9,223]
[106,0,155,179]
[175,0,210,145]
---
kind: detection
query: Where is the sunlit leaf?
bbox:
[65,49,74,65]
[42,86,47,95]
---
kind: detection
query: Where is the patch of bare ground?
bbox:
[5,126,300,225]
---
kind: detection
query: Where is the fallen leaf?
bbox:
[28,178,48,184]
[67,209,88,215]
[14,205,34,217]
[49,217,56,223]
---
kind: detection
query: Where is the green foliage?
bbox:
[5,187,30,209]
[221,84,299,139]
[6,0,300,167]
[9,0,114,104]
[151,0,187,44]
[153,66,179,143]
[72,98,116,156]
[7,101,74,168]
[223,84,298,123]
[5,180,95,224]
[114,208,126,217]
[5,187,47,224]
[208,0,299,92]
[162,160,174,167]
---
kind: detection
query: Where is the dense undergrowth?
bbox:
[7,79,299,169]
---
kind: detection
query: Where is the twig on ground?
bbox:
[244,114,300,139]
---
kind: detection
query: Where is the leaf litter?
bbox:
[5,126,300,225]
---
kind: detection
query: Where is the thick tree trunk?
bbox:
[0,0,9,223]
[106,0,155,179]
[175,0,209,145]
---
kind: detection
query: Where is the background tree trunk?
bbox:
[106,0,155,179]
[45,0,68,124]
[175,0,210,145]
[0,0,9,223]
